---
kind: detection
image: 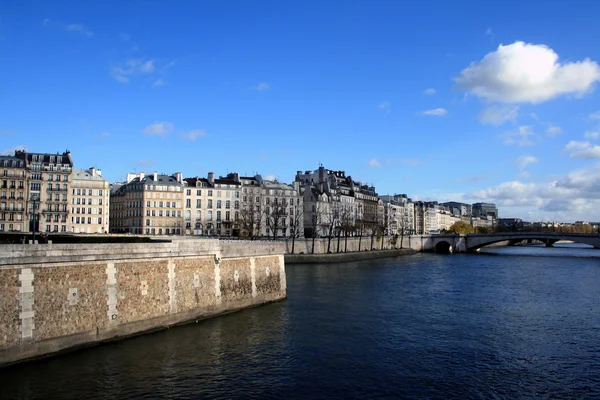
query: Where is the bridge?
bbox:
[429,232,600,253]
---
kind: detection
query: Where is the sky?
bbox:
[1,1,600,222]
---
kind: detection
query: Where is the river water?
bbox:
[2,244,600,399]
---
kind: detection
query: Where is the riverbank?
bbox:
[285,248,416,264]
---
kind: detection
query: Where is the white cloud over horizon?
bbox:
[369,158,382,167]
[563,141,600,159]
[516,155,539,169]
[378,101,391,113]
[142,122,174,137]
[181,129,207,141]
[42,19,94,37]
[250,82,270,91]
[465,162,600,221]
[423,88,436,95]
[419,108,447,116]
[477,105,519,125]
[503,125,536,146]
[456,41,600,103]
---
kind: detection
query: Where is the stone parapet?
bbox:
[0,239,286,367]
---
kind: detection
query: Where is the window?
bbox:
[186,189,191,195]
[208,211,213,221]
[225,211,230,221]
[216,211,221,221]
[186,199,191,208]
[226,201,230,209]
[98,217,102,225]
[196,199,201,208]
[217,200,221,209]
[185,210,191,220]
[196,190,201,196]
[208,199,212,208]
[196,210,201,220]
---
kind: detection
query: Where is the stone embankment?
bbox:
[0,239,286,367]
[285,248,416,264]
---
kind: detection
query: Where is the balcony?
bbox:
[42,209,68,214]
[46,187,68,192]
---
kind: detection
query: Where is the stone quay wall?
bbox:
[284,235,437,254]
[0,239,286,367]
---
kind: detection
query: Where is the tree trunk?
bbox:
[371,234,374,250]
[381,233,384,250]
[327,227,333,253]
[337,230,341,253]
[400,229,404,249]
[358,233,362,251]
[291,234,296,254]
[344,233,348,253]
[311,232,316,254]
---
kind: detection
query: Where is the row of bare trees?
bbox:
[305,202,412,254]
[238,193,304,250]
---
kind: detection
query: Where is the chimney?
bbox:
[153,171,158,181]
[96,169,102,176]
[175,172,182,183]
[233,172,240,182]
[139,172,145,180]
[90,167,96,177]
[208,172,214,185]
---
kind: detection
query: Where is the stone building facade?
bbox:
[69,168,110,233]
[0,155,27,233]
[18,151,74,233]
[110,172,184,235]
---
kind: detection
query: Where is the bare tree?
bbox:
[326,202,340,253]
[289,201,304,254]
[265,196,287,240]
[240,192,264,240]
[340,206,354,253]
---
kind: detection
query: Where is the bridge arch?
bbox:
[466,233,600,252]
[435,241,452,254]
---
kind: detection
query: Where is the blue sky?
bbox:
[2,1,600,222]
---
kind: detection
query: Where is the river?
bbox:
[2,244,600,399]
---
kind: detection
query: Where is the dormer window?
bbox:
[32,155,38,162]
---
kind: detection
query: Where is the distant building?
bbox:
[498,218,523,232]
[69,167,110,233]
[472,202,498,220]
[0,154,27,233]
[441,201,472,217]
[110,171,184,235]
[19,150,74,233]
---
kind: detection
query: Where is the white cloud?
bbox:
[369,158,382,167]
[423,88,436,95]
[110,59,159,84]
[590,111,600,120]
[181,129,206,141]
[264,174,277,181]
[516,155,539,169]
[455,41,600,103]
[141,122,174,137]
[65,23,94,37]
[516,171,531,179]
[547,125,561,136]
[378,101,391,113]
[467,162,600,220]
[1,145,27,155]
[419,108,447,117]
[152,79,166,87]
[42,19,94,37]
[584,130,600,139]
[563,141,600,159]
[250,82,270,91]
[503,125,536,146]
[477,105,519,125]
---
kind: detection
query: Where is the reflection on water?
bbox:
[2,246,600,399]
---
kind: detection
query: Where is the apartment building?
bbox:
[0,155,27,232]
[17,151,74,233]
[183,172,242,236]
[110,172,184,235]
[69,168,110,233]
